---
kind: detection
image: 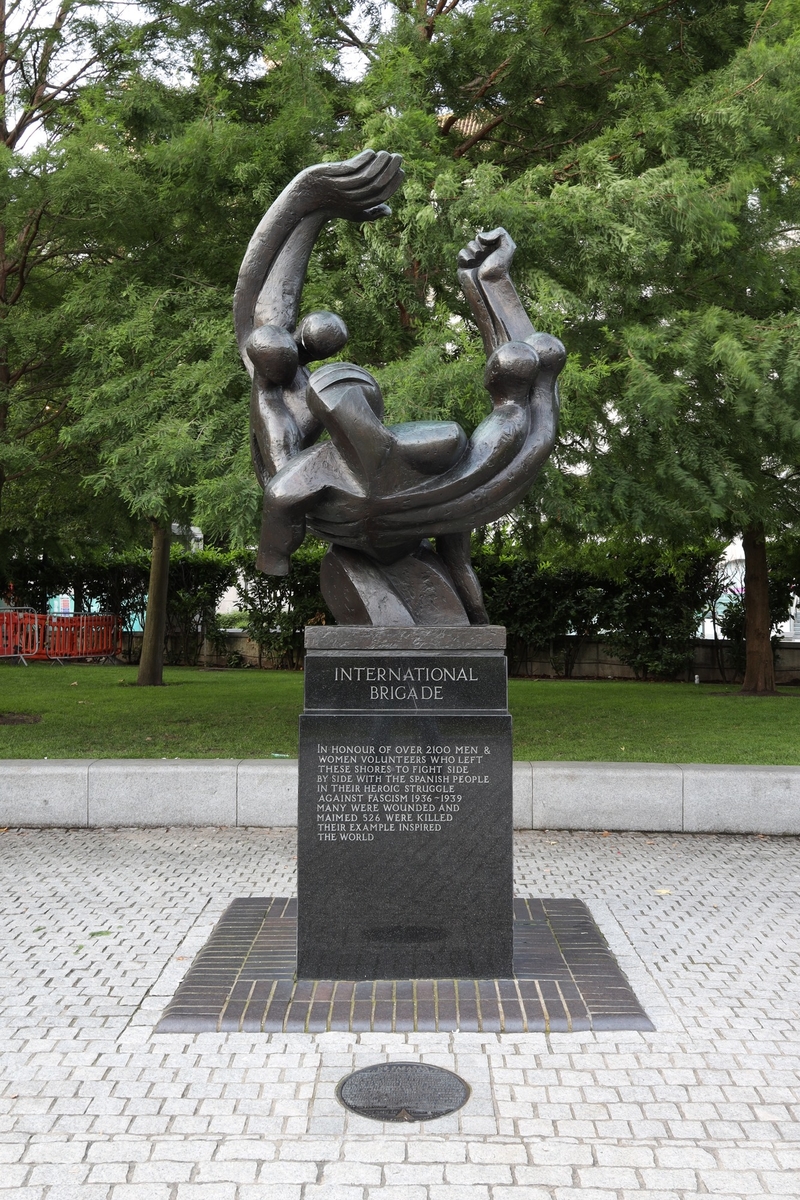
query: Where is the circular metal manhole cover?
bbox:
[336,1062,470,1123]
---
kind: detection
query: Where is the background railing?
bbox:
[0,612,121,662]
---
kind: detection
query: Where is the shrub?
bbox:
[475,542,720,680]
[233,544,331,669]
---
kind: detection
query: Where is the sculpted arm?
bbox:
[233,150,404,368]
[235,150,403,492]
[457,228,535,354]
[358,229,564,530]
[366,228,558,518]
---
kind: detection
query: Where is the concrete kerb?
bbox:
[0,758,92,828]
[531,760,684,832]
[237,758,297,826]
[87,758,239,827]
[682,762,800,834]
[1,758,800,833]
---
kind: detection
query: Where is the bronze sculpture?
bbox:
[234,150,565,626]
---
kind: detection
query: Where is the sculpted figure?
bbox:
[234,151,565,626]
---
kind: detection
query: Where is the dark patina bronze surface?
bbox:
[336,1062,470,1123]
[234,151,565,626]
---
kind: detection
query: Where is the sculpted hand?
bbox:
[304,150,404,222]
[458,228,517,282]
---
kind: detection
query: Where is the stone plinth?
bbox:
[297,625,513,980]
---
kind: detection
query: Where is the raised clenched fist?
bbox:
[458,227,517,282]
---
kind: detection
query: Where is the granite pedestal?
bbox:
[297,626,513,980]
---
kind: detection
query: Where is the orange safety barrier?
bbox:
[0,611,122,661]
[0,608,40,659]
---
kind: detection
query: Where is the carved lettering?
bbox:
[313,740,490,841]
[327,659,482,705]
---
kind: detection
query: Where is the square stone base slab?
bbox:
[155,898,653,1034]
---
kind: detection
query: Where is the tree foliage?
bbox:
[0,0,145,536]
[4,0,800,694]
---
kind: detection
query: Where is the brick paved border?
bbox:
[154,897,654,1034]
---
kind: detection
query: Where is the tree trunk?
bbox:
[137,519,171,687]
[741,524,777,695]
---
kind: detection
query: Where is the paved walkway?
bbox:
[1,826,798,1198]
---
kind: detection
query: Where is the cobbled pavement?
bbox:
[1,825,798,1199]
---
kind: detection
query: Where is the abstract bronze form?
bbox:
[234,150,565,626]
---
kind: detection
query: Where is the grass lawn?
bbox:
[2,662,800,763]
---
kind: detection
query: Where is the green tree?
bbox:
[141,0,800,697]
[524,18,800,695]
[11,0,800,701]
[2,0,359,681]
[0,2,172,626]
[60,53,350,682]
[320,0,800,695]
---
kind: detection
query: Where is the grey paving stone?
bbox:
[0,825,798,1200]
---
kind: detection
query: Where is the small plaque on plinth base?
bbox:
[297,625,513,981]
